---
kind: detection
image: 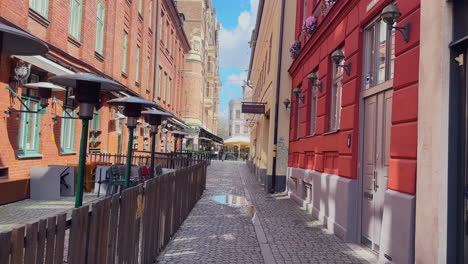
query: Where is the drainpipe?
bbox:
[152,0,161,101]
[270,0,286,194]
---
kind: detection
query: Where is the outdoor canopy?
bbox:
[224,136,250,147]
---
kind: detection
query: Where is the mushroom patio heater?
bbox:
[23,82,66,108]
[107,97,158,187]
[142,109,172,178]
[0,22,48,56]
[49,72,126,207]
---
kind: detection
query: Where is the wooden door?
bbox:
[361,89,393,251]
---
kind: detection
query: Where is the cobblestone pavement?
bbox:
[157,161,376,264]
[0,193,99,231]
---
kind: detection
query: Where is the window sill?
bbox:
[95,52,105,62]
[322,130,340,136]
[28,9,50,28]
[17,153,43,159]
[135,81,141,87]
[68,36,82,48]
[122,72,129,78]
[303,133,316,139]
[60,151,76,155]
[138,14,143,23]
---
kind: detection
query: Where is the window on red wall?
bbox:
[296,85,302,139]
[303,0,308,21]
[329,48,344,132]
[309,72,318,136]
[363,19,395,89]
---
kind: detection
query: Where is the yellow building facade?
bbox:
[247,0,296,192]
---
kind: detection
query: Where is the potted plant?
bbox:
[302,16,318,35]
[290,41,301,59]
[325,0,338,8]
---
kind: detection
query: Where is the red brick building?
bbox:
[287,0,419,262]
[0,0,189,204]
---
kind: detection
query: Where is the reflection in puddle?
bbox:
[212,195,256,217]
[212,195,248,207]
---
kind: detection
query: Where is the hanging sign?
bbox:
[241,102,266,114]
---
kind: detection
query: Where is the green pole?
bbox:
[75,118,90,208]
[124,126,135,188]
[149,131,157,178]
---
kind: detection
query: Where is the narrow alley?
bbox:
[157,161,376,264]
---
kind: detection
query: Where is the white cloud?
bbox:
[218,0,259,70]
[225,72,247,86]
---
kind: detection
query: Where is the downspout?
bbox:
[271,0,286,193]
[152,0,161,101]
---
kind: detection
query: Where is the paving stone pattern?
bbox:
[0,193,98,231]
[157,161,375,264]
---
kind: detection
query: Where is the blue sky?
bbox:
[213,0,259,119]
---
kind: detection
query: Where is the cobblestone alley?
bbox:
[157,161,377,264]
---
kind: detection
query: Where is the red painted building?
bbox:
[287,0,419,262]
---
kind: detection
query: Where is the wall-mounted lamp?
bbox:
[331,50,351,76]
[380,3,410,43]
[283,98,292,109]
[307,72,322,92]
[293,87,305,103]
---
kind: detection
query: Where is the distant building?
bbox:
[228,99,250,138]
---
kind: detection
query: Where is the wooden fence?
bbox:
[0,161,208,264]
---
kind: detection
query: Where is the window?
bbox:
[268,34,272,73]
[89,110,101,151]
[296,87,302,139]
[138,0,143,15]
[136,45,141,84]
[159,12,164,41]
[206,83,210,97]
[165,22,170,47]
[143,126,150,151]
[60,108,75,154]
[169,30,174,54]
[236,110,241,119]
[29,0,49,18]
[235,125,240,134]
[168,78,172,105]
[310,72,318,136]
[363,19,395,89]
[69,0,83,40]
[95,1,106,55]
[145,56,151,91]
[162,72,167,100]
[148,0,153,29]
[303,0,308,21]
[122,31,129,74]
[330,49,344,132]
[243,126,249,134]
[157,66,162,97]
[18,96,41,157]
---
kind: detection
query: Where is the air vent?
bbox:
[0,167,9,179]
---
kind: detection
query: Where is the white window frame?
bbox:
[69,0,83,40]
[136,45,141,84]
[310,72,318,136]
[329,49,344,132]
[95,1,106,55]
[122,31,129,74]
[29,0,49,18]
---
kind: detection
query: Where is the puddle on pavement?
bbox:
[212,195,256,217]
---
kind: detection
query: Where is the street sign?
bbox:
[241,102,266,114]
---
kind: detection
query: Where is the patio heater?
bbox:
[142,109,172,178]
[23,82,66,108]
[107,97,158,187]
[49,73,126,208]
[0,22,48,58]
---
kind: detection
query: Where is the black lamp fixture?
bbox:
[24,82,66,108]
[307,72,322,92]
[283,98,292,109]
[331,49,352,76]
[380,3,410,43]
[108,96,159,188]
[142,109,172,178]
[49,72,126,208]
[293,87,305,103]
